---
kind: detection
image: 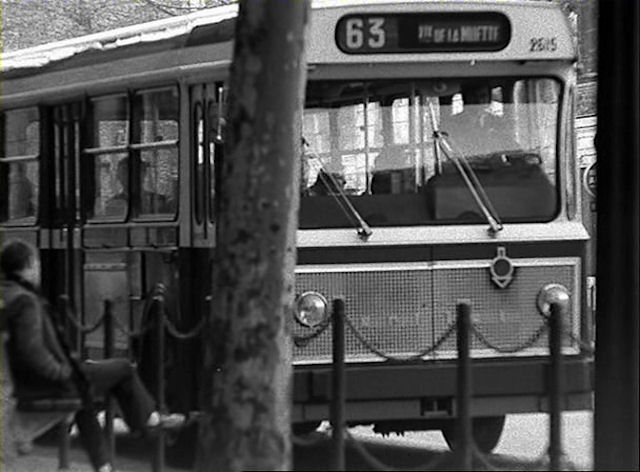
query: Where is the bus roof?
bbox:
[2,0,574,73]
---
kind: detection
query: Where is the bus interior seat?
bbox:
[425,152,556,221]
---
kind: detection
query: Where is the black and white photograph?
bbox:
[1,0,637,471]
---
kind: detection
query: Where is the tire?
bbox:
[441,415,506,454]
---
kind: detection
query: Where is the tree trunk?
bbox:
[195,1,310,471]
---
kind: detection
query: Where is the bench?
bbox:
[2,334,82,470]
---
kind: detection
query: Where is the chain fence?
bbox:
[60,306,108,335]
[295,307,595,361]
[294,317,331,347]
[471,322,548,354]
[344,315,458,362]
[59,289,592,471]
[61,286,207,346]
[311,300,592,471]
[164,315,206,341]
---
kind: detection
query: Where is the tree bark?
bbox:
[195,1,309,471]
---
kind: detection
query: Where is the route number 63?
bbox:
[344,17,386,50]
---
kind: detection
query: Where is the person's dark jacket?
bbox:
[0,278,74,399]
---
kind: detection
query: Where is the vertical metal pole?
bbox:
[330,298,345,472]
[456,300,473,470]
[152,291,166,472]
[103,299,115,460]
[56,296,72,471]
[57,418,71,470]
[548,302,563,471]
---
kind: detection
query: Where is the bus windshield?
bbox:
[300,77,560,229]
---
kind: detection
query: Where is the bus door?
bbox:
[189,82,224,248]
[188,82,223,307]
[49,103,84,347]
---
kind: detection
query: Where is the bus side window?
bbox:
[0,108,40,224]
[8,163,36,218]
[133,87,179,218]
[85,95,129,220]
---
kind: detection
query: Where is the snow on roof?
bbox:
[1,4,238,72]
[1,0,559,72]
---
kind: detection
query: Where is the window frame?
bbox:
[0,107,41,226]
[82,86,180,223]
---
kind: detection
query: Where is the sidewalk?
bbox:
[2,436,187,472]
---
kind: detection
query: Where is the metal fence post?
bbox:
[548,302,564,471]
[103,299,115,460]
[56,296,72,471]
[57,415,72,470]
[331,298,346,472]
[456,300,473,470]
[152,289,166,472]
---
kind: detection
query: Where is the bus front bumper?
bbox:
[292,357,594,423]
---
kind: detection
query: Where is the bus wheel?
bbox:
[441,415,506,454]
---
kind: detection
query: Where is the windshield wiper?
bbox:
[428,104,503,235]
[302,137,373,240]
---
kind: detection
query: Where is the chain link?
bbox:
[344,315,458,363]
[295,304,595,359]
[111,315,152,339]
[164,316,205,341]
[293,319,331,348]
[471,322,549,354]
[62,308,106,335]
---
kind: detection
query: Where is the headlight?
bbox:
[536,284,571,316]
[295,292,329,328]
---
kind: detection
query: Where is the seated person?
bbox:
[443,85,521,157]
[371,146,414,195]
[0,240,185,472]
[8,164,35,219]
[103,158,130,217]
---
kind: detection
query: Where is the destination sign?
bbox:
[336,13,511,54]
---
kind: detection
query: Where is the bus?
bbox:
[0,0,593,458]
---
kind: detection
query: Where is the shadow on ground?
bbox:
[32,427,550,471]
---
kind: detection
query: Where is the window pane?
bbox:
[7,162,38,219]
[139,148,178,215]
[91,96,129,147]
[338,105,365,150]
[134,88,179,217]
[301,78,560,229]
[92,153,129,219]
[1,108,39,223]
[3,108,40,156]
[133,88,179,143]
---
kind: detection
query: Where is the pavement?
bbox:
[2,436,187,472]
[1,417,189,472]
[2,413,595,471]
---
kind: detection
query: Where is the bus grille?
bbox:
[293,259,580,364]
